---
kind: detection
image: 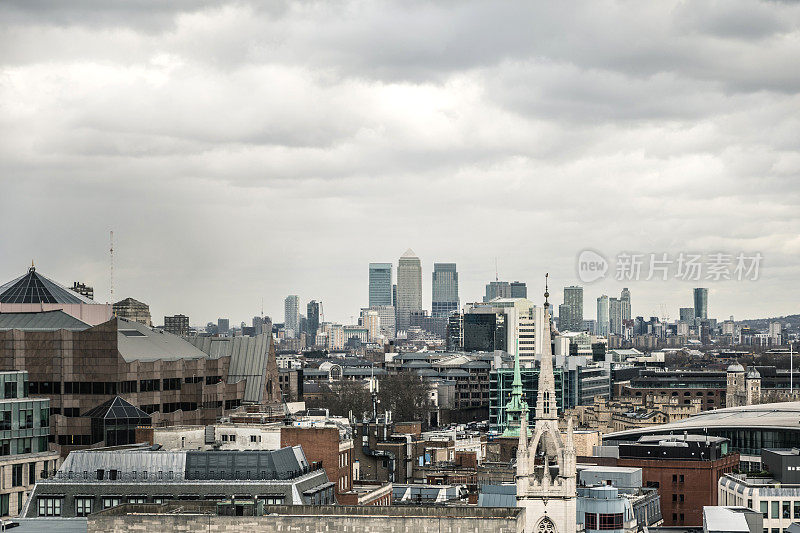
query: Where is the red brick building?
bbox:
[281,426,353,498]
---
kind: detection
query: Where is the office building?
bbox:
[679,307,694,323]
[0,371,61,518]
[510,281,527,298]
[396,249,422,331]
[359,309,380,341]
[694,288,709,320]
[368,263,393,307]
[163,314,189,336]
[306,301,321,343]
[362,305,395,338]
[284,295,299,338]
[22,445,334,518]
[484,281,511,302]
[431,263,459,319]
[0,311,281,454]
[217,318,230,335]
[112,298,152,327]
[562,286,584,332]
[0,265,112,325]
[463,313,507,353]
[609,297,622,336]
[464,298,544,361]
[597,296,610,337]
[620,287,631,322]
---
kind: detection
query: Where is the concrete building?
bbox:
[284,295,299,338]
[597,295,610,337]
[694,287,709,320]
[0,265,112,326]
[217,318,230,335]
[0,371,61,518]
[163,314,189,336]
[561,286,583,332]
[396,250,422,332]
[362,305,395,339]
[306,301,321,343]
[22,445,334,518]
[112,298,152,327]
[431,263,459,319]
[368,263,393,308]
[609,297,622,336]
[0,312,281,454]
[359,309,380,341]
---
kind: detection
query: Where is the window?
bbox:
[0,412,10,431]
[784,501,791,519]
[261,496,284,505]
[772,501,779,519]
[250,435,258,443]
[102,497,121,509]
[680,494,685,502]
[0,494,7,517]
[29,462,36,484]
[585,513,597,529]
[16,492,22,514]
[12,465,22,487]
[222,435,228,442]
[761,501,768,517]
[794,501,800,519]
[128,497,146,504]
[75,498,92,517]
[37,497,62,517]
[18,409,33,430]
[230,434,236,442]
[598,513,623,530]
[4,382,17,399]
[672,494,677,502]
[679,474,684,483]
[672,474,677,483]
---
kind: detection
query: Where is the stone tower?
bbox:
[746,368,761,405]
[726,362,746,408]
[516,275,577,533]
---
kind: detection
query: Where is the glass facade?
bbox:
[463,313,506,353]
[368,263,393,307]
[490,367,564,432]
[0,371,50,457]
[431,263,459,319]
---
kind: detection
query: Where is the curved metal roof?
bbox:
[606,401,800,441]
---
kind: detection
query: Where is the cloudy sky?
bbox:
[1,0,799,327]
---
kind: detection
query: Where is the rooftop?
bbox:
[0,310,90,331]
[0,266,96,305]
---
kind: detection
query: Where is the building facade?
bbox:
[431,263,459,319]
[112,298,152,327]
[597,296,610,337]
[561,286,584,332]
[163,314,189,336]
[284,295,300,338]
[396,250,422,332]
[368,263,393,308]
[694,288,709,320]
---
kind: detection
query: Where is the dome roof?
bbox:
[727,363,745,372]
[747,368,761,379]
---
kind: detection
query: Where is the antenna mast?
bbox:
[495,257,498,282]
[109,230,114,302]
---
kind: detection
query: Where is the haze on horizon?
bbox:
[1,1,799,326]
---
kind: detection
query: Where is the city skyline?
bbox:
[2,1,799,326]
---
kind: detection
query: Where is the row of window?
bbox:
[30,376,226,396]
[38,494,287,516]
[584,512,623,530]
[760,500,800,520]
[0,437,47,456]
[0,408,48,430]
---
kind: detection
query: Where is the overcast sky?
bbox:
[1,0,799,327]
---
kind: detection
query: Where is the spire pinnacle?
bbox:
[543,273,550,309]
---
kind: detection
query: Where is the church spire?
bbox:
[535,274,557,421]
[502,347,529,437]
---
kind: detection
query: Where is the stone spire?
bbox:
[535,296,558,421]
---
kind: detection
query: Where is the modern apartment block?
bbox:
[0,371,61,518]
[163,314,189,336]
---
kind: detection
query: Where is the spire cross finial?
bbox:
[544,272,550,309]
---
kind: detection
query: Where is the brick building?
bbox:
[281,425,353,498]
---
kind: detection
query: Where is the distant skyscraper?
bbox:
[217,318,230,335]
[164,314,189,336]
[307,300,321,342]
[620,287,631,323]
[284,295,300,338]
[694,288,708,320]
[484,281,511,302]
[368,263,393,307]
[596,295,610,337]
[432,263,459,319]
[510,281,527,298]
[562,286,584,331]
[679,307,694,323]
[396,249,422,331]
[609,297,622,336]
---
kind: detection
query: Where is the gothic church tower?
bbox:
[516,275,577,533]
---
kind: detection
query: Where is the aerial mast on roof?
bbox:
[109,230,114,303]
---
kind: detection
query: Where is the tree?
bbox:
[377,372,431,422]
[307,380,371,419]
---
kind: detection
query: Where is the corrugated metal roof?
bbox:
[188,334,272,403]
[0,310,90,331]
[60,449,187,477]
[117,318,209,362]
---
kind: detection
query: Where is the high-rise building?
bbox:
[694,288,708,320]
[484,281,511,302]
[510,281,527,298]
[368,263,393,307]
[597,295,610,337]
[609,297,622,336]
[164,314,189,336]
[284,295,300,338]
[306,300,321,342]
[431,263,459,319]
[396,249,422,331]
[620,287,631,323]
[562,286,583,331]
[360,309,380,341]
[679,307,694,323]
[217,318,230,335]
